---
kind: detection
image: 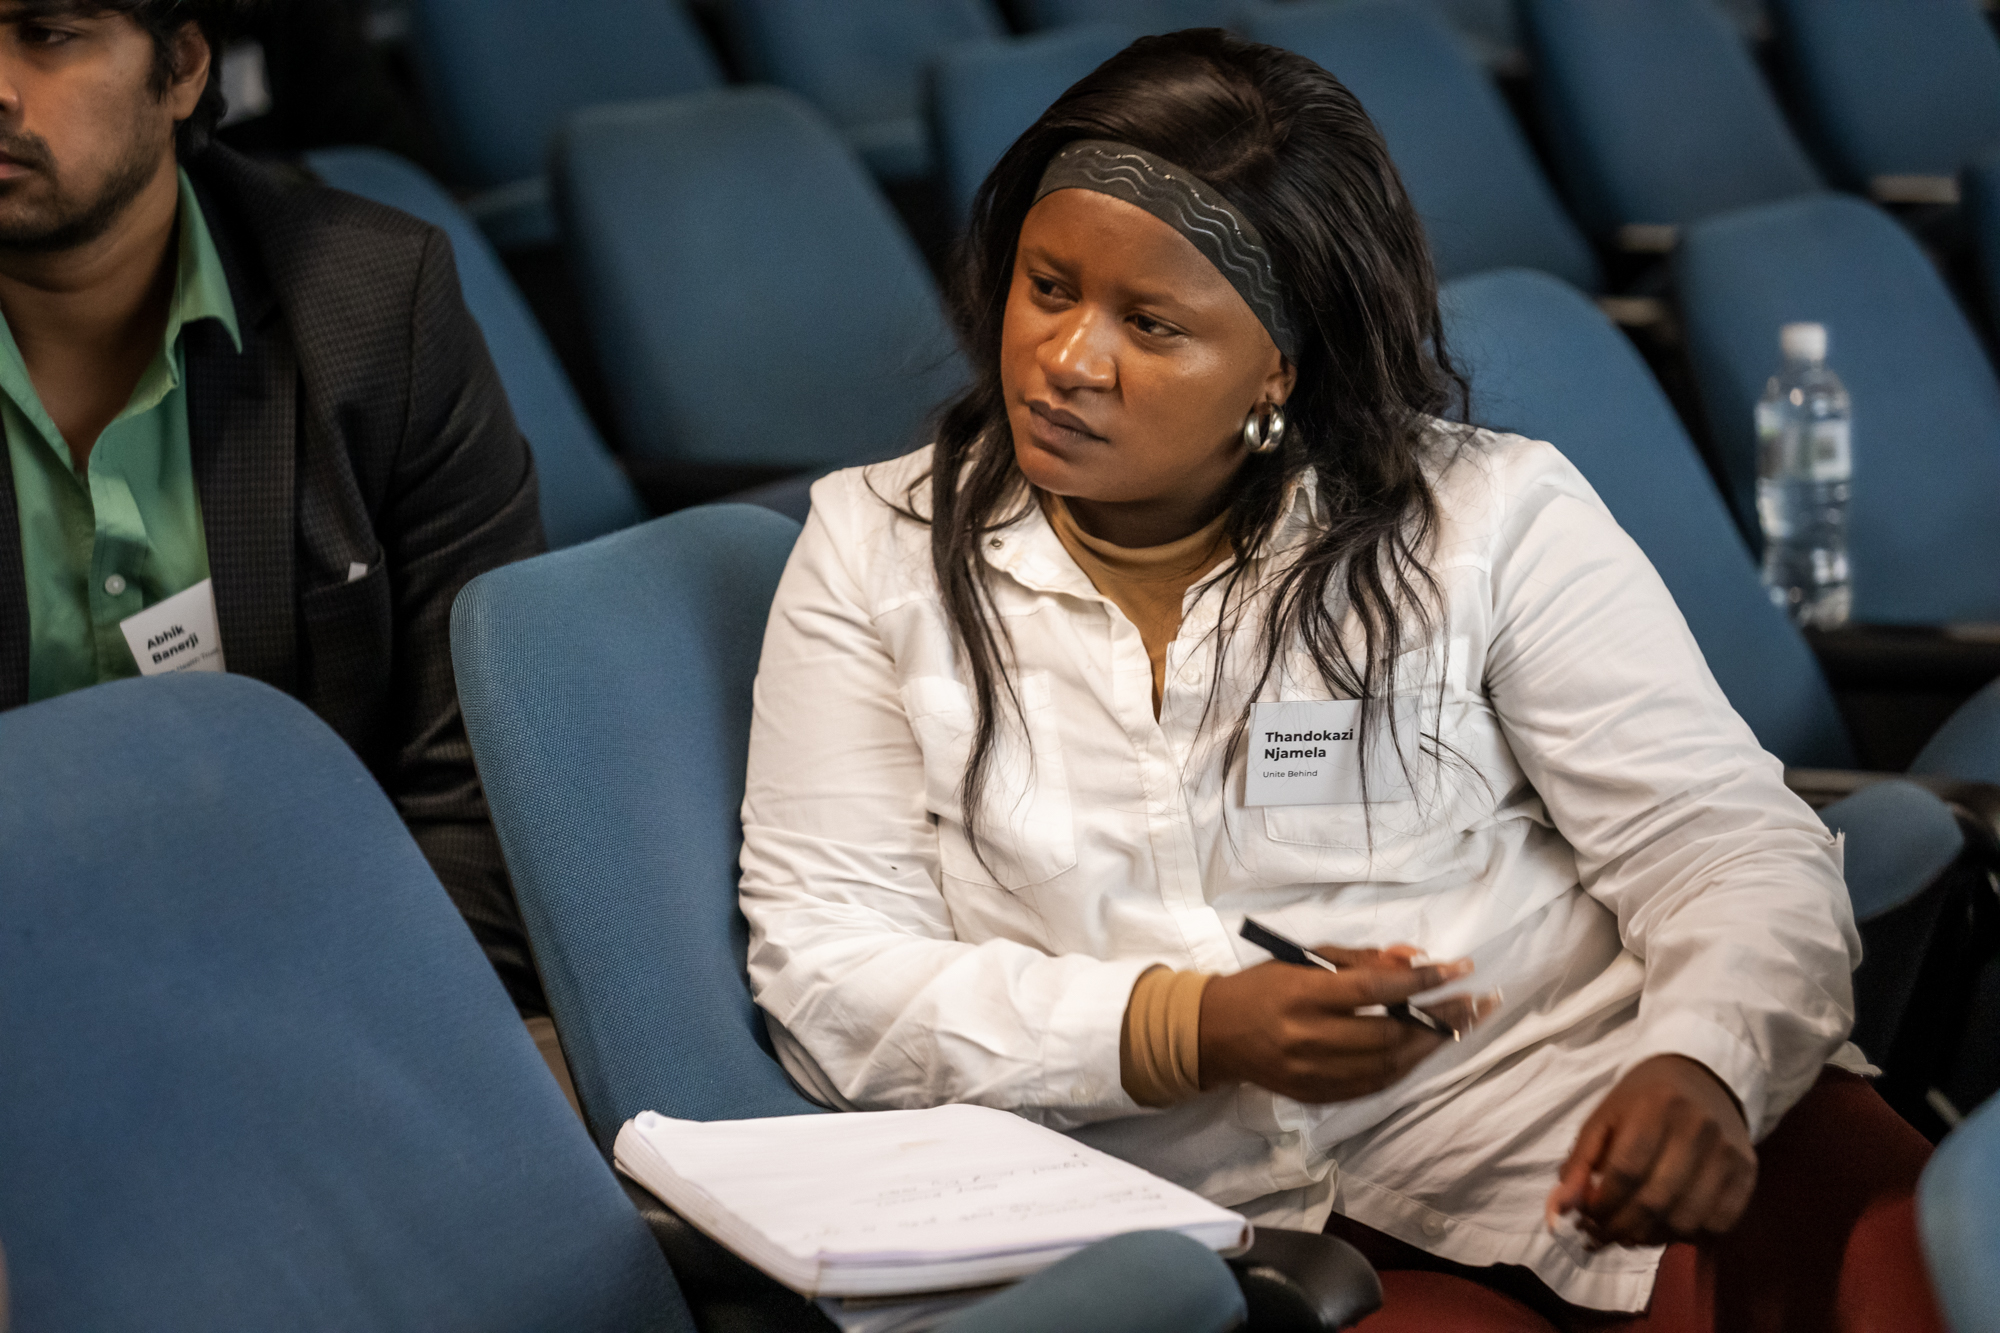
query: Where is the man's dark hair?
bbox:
[19,2,249,157]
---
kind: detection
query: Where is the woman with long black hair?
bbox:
[738,30,1937,1330]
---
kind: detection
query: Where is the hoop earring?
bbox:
[1243,403,1287,455]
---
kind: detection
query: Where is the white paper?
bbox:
[615,1104,1249,1295]
[1244,699,1413,807]
[119,578,226,677]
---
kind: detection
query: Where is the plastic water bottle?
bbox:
[1755,322,1852,628]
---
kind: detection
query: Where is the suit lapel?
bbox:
[0,436,26,709]
[187,173,299,695]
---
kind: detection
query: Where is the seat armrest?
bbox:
[1788,769,2000,864]
[1226,1228,1383,1332]
[1803,625,2000,695]
[618,1175,819,1306]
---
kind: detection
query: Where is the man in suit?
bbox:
[0,2,547,1013]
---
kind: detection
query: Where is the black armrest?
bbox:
[1226,1228,1384,1333]
[1803,624,2000,695]
[1786,768,2000,863]
[618,1175,835,1330]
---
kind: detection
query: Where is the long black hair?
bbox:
[911,29,1469,847]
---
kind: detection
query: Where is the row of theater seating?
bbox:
[315,3,2000,625]
[0,670,1255,1333]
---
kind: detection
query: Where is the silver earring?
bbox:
[1243,403,1287,455]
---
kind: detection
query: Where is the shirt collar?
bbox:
[166,165,241,355]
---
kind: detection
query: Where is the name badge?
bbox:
[119,578,227,678]
[1244,699,1413,807]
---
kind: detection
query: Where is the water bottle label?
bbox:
[1807,420,1851,481]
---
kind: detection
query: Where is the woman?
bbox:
[738,30,1938,1331]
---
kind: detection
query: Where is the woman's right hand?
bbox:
[1198,949,1481,1103]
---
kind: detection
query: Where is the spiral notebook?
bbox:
[614,1102,1251,1298]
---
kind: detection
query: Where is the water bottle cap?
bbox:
[1781,322,1828,363]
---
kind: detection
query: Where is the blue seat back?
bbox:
[1522,0,1822,237]
[0,674,687,1332]
[725,0,1004,179]
[1441,268,1852,767]
[410,0,722,189]
[555,88,965,470]
[1245,0,1600,290]
[1771,0,2000,187]
[1423,0,1527,70]
[453,506,822,1150]
[1921,1089,2000,1333]
[1913,677,2000,784]
[1676,193,2000,624]
[932,25,1136,225]
[305,148,646,550]
[1018,0,1240,29]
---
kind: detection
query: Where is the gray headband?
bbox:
[1033,139,1301,362]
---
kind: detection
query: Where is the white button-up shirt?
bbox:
[739,432,1862,1312]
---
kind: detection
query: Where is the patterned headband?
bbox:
[1033,139,1301,362]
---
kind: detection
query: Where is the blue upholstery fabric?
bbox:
[948,1232,1244,1333]
[1017,0,1239,30]
[554,88,965,470]
[1819,780,1966,924]
[0,674,689,1332]
[1246,1,1600,290]
[1770,0,2000,189]
[1920,1088,2000,1333]
[410,0,720,190]
[1675,193,2000,624]
[724,0,1005,180]
[304,148,646,550]
[453,506,819,1150]
[1423,0,1527,69]
[1440,268,1853,767]
[932,25,1136,225]
[1913,677,2000,784]
[1521,0,1823,238]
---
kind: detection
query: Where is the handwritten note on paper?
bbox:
[620,1103,1249,1282]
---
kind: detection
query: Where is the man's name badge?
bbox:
[1244,699,1413,807]
[119,578,227,678]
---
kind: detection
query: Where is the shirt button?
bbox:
[1422,1217,1448,1238]
[103,574,127,596]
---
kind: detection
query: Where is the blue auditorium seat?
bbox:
[451,507,1280,1333]
[1017,0,1238,28]
[1244,0,1600,289]
[552,88,966,470]
[932,25,1135,226]
[1423,0,1528,72]
[1521,0,1823,247]
[1442,268,1847,767]
[305,148,646,550]
[1440,268,1974,1066]
[407,0,722,249]
[0,673,692,1332]
[1921,1089,2000,1333]
[1675,193,2000,625]
[0,675,1248,1333]
[1769,0,2000,200]
[723,0,1005,181]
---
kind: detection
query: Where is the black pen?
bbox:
[1239,917,1459,1039]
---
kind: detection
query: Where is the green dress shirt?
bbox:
[4,168,241,703]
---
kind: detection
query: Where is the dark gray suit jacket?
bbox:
[0,145,548,1012]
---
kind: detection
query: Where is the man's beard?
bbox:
[0,126,166,254]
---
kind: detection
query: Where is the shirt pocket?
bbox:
[901,671,1078,891]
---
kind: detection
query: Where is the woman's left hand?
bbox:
[1544,1054,1757,1249]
